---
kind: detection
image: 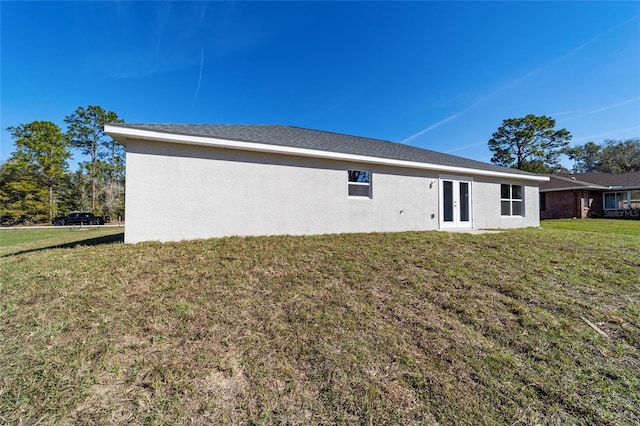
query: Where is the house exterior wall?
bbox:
[589,192,604,218]
[123,139,541,243]
[473,177,540,228]
[540,190,605,219]
[541,190,580,219]
[602,189,640,219]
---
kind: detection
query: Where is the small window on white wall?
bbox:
[348,170,371,198]
[501,184,524,216]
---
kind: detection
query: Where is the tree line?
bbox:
[562,139,640,174]
[488,114,640,174]
[1,105,124,225]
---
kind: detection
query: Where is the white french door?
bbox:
[439,176,473,229]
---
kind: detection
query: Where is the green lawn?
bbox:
[541,218,640,235]
[0,226,123,257]
[1,221,638,425]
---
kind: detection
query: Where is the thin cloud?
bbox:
[444,141,486,154]
[401,15,640,144]
[109,55,190,79]
[583,97,640,116]
[402,112,464,143]
[572,125,640,143]
[558,97,640,123]
[106,2,210,80]
[503,14,640,91]
[154,2,171,58]
[192,48,204,108]
[549,110,575,118]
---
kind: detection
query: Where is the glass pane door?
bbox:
[443,181,454,222]
[439,177,472,229]
[459,182,469,222]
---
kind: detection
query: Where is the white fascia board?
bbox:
[606,185,640,190]
[105,125,549,182]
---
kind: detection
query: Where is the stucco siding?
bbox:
[122,137,542,243]
[472,177,540,229]
[124,139,442,243]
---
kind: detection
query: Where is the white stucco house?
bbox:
[104,124,548,243]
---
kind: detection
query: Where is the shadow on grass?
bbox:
[2,232,125,258]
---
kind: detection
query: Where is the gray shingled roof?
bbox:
[540,172,640,191]
[565,171,640,188]
[110,123,539,177]
[539,175,608,191]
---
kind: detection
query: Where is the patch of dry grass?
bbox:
[1,222,639,424]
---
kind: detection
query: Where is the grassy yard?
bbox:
[1,221,638,425]
[542,218,640,236]
[0,226,124,257]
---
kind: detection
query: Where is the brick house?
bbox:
[539,172,640,220]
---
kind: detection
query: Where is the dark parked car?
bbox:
[51,212,110,226]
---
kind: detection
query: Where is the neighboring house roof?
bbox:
[539,175,608,192]
[566,171,640,189]
[540,171,640,192]
[105,123,547,182]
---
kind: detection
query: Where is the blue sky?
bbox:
[2,1,639,169]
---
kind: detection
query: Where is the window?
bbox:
[604,192,624,210]
[583,191,589,209]
[348,170,371,198]
[443,181,453,221]
[501,184,524,216]
[540,192,546,211]
[605,190,640,210]
[631,190,640,209]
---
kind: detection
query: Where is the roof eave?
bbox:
[607,184,640,189]
[105,125,549,183]
[540,185,608,192]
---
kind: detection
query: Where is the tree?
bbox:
[562,141,601,173]
[5,121,70,221]
[55,171,85,215]
[562,138,640,174]
[0,161,50,225]
[488,114,572,173]
[99,133,126,219]
[64,105,124,211]
[597,139,640,173]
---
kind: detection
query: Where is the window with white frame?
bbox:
[348,170,371,198]
[604,190,640,210]
[501,184,524,216]
[632,190,640,209]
